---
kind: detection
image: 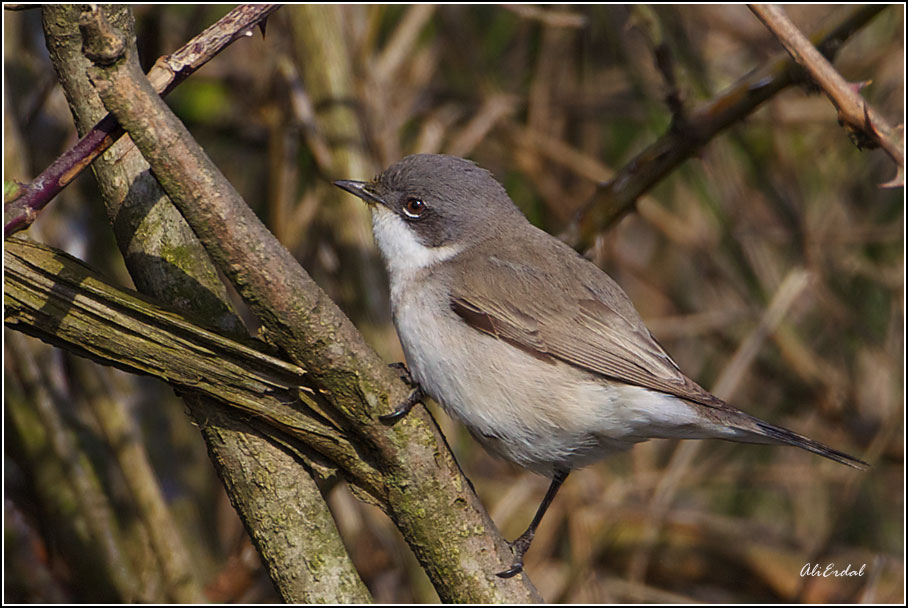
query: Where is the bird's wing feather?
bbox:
[449,242,724,409]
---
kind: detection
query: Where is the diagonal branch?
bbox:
[4,237,374,488]
[748,3,903,181]
[4,4,281,238]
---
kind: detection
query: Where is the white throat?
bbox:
[370,205,463,286]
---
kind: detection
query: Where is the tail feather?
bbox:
[741,417,869,470]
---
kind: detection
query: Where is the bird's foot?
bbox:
[496,530,535,578]
[389,361,416,386]
[379,362,423,424]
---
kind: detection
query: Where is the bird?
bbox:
[334,153,868,578]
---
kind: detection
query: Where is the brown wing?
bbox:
[448,239,725,409]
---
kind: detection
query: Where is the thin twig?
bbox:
[749,4,903,182]
[502,4,587,28]
[445,93,518,157]
[564,4,888,250]
[4,4,281,238]
[275,55,334,172]
[374,4,437,81]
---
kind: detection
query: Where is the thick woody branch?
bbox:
[36,5,370,602]
[77,9,541,602]
[4,241,373,602]
[3,238,373,493]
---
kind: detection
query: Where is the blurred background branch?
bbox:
[568,4,890,248]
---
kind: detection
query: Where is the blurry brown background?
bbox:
[4,4,903,603]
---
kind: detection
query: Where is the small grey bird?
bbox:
[334,154,867,578]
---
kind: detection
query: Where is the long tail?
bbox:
[731,413,869,470]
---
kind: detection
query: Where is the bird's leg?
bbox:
[497,468,569,578]
[379,362,424,423]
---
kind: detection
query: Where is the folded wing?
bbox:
[449,245,724,409]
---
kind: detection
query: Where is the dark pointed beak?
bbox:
[333,179,386,207]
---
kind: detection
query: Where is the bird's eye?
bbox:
[402,198,427,219]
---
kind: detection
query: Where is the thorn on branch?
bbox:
[848,79,872,95]
[879,164,904,189]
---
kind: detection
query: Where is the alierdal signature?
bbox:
[800,563,867,578]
